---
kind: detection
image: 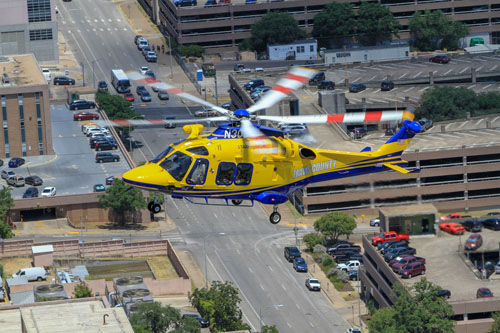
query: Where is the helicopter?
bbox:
[99,67,421,224]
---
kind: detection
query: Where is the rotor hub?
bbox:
[234,109,250,118]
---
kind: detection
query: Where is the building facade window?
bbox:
[27,0,51,23]
[18,94,26,146]
[1,96,8,155]
[29,29,53,41]
[35,92,43,153]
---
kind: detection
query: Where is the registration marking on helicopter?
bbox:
[293,160,336,178]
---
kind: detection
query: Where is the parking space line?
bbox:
[491,116,500,122]
[399,73,407,79]
[373,88,381,93]
[460,132,479,137]
[413,71,422,78]
[457,121,469,129]
[467,85,476,90]
[350,97,362,103]
[403,87,415,92]
[419,86,430,92]
[454,59,472,63]
[482,84,492,90]
[371,98,385,103]
[352,77,360,83]
[367,75,377,81]
[439,133,462,139]
[480,131,498,136]
[459,67,469,74]
[475,119,484,126]
[489,65,498,72]
[444,69,453,75]
[369,67,383,71]
[477,66,484,71]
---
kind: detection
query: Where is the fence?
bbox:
[172,50,202,95]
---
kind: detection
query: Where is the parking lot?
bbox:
[399,229,500,302]
[0,104,130,199]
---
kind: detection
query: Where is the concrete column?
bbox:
[362,98,366,112]
[303,187,307,197]
[429,71,434,85]
[441,125,446,133]
[486,120,492,128]
[471,67,476,83]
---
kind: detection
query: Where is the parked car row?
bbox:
[81,123,121,163]
[284,246,321,292]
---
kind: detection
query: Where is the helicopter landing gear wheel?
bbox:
[269,205,281,224]
[231,200,242,206]
[147,202,154,212]
[152,204,161,214]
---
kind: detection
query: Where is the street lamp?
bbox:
[128,116,143,155]
[259,304,284,332]
[204,232,225,289]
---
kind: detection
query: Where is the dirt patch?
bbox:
[0,257,34,277]
[146,256,179,279]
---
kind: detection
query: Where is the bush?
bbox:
[327,268,337,278]
[178,45,204,58]
[304,233,326,251]
[336,269,349,283]
[313,244,326,254]
[334,281,345,290]
[317,253,330,264]
[0,263,3,278]
[322,256,333,267]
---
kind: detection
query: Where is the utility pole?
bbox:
[81,62,85,87]
[92,60,96,89]
[214,74,219,106]
[293,193,298,246]
[168,36,173,79]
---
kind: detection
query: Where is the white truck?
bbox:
[337,260,361,272]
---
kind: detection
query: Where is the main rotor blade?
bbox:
[240,119,277,154]
[126,71,229,115]
[93,117,229,128]
[247,67,318,113]
[258,111,415,125]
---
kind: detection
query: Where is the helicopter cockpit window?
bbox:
[150,146,174,163]
[187,159,209,185]
[186,146,209,156]
[235,163,253,185]
[216,162,235,185]
[159,151,193,181]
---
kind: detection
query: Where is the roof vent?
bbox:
[2,73,10,85]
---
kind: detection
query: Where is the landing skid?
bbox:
[183,197,255,207]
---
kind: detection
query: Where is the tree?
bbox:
[130,302,200,333]
[250,12,306,53]
[302,233,325,251]
[313,212,356,242]
[98,179,147,225]
[178,45,204,58]
[416,86,477,121]
[312,3,356,48]
[357,3,401,46]
[262,325,279,333]
[491,312,500,333]
[73,281,92,298]
[409,10,468,51]
[189,281,250,332]
[368,278,455,333]
[0,186,14,239]
[95,90,139,120]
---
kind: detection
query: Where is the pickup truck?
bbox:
[371,231,409,246]
[327,243,361,255]
[337,260,361,272]
[440,213,471,221]
[390,255,426,273]
[384,247,416,262]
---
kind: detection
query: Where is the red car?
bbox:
[464,234,483,251]
[429,55,450,64]
[73,112,99,121]
[439,223,465,235]
[400,262,426,279]
[476,287,493,298]
[124,93,135,102]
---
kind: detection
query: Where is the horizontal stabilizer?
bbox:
[383,163,420,175]
[360,147,371,152]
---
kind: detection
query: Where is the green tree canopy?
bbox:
[313,212,357,242]
[73,281,92,298]
[189,281,250,332]
[368,278,455,333]
[250,12,306,53]
[312,2,356,48]
[491,311,500,333]
[0,186,14,239]
[98,179,147,225]
[95,90,140,120]
[178,45,204,58]
[302,233,325,251]
[409,9,469,51]
[357,3,401,46]
[130,302,200,333]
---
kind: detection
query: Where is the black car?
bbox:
[284,246,301,262]
[349,83,366,93]
[380,240,408,255]
[98,81,108,91]
[0,159,3,167]
[348,270,359,281]
[22,187,39,198]
[205,0,217,6]
[436,289,451,298]
[8,157,25,168]
[381,80,394,91]
[308,72,325,86]
[136,86,147,95]
[96,152,120,163]
[174,0,197,6]
[53,76,75,85]
[182,314,209,328]
[460,219,483,232]
[332,251,358,264]
[164,116,176,129]
[327,243,361,255]
[145,70,155,78]
[90,137,114,149]
[384,247,416,262]
[244,79,264,91]
[93,184,105,192]
[25,175,43,186]
[94,140,118,151]
[480,217,500,230]
[353,127,367,139]
[318,80,335,90]
[221,102,232,110]
[105,176,115,185]
[385,128,396,136]
[70,99,96,110]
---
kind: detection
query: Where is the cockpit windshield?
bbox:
[159,151,193,181]
[150,146,174,163]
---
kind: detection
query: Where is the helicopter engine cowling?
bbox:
[255,191,289,205]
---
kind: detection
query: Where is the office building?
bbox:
[0,0,58,63]
[0,54,53,158]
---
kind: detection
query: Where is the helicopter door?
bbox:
[234,163,253,185]
[216,162,236,185]
[186,159,209,185]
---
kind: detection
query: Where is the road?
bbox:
[55,0,351,331]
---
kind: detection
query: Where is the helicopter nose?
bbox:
[122,163,171,191]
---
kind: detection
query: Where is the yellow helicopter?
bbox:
[100,67,421,224]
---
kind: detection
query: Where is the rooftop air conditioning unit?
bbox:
[2,73,10,85]
[122,288,153,304]
[34,284,68,301]
[113,276,148,295]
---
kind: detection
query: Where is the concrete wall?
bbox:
[143,277,191,296]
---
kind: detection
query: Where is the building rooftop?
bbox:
[32,245,54,254]
[380,204,438,217]
[0,54,46,87]
[0,309,22,332]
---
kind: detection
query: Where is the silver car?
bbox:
[1,170,15,180]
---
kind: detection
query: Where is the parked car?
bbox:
[8,157,25,168]
[487,212,500,216]
[293,257,308,272]
[158,91,169,100]
[74,112,99,121]
[400,262,426,278]
[318,80,335,90]
[233,64,245,72]
[205,0,217,6]
[244,79,264,91]
[381,80,394,91]
[70,99,96,110]
[41,186,56,197]
[337,260,360,272]
[380,240,409,255]
[372,231,410,246]
[480,217,500,230]
[25,175,42,186]
[134,35,143,45]
[476,287,493,298]
[460,219,483,232]
[98,81,108,91]
[140,91,152,102]
[93,184,105,192]
[96,152,120,163]
[12,267,46,281]
[90,138,111,149]
[384,247,416,262]
[348,270,359,281]
[385,128,396,136]
[0,160,3,167]
[327,243,361,255]
[439,223,465,235]
[370,218,380,227]
[221,102,232,110]
[137,38,148,50]
[349,83,366,93]
[284,246,301,262]
[1,170,15,180]
[391,255,425,274]
[145,51,157,63]
[23,187,39,198]
[174,0,197,6]
[53,76,75,85]
[124,93,135,102]
[7,176,25,187]
[332,251,359,264]
[136,86,147,95]
[495,261,500,274]
[436,289,451,299]
[308,72,325,86]
[182,314,209,328]
[429,55,450,64]
[105,176,115,185]
[464,234,483,251]
[94,140,118,151]
[353,127,367,139]
[419,118,434,132]
[305,277,321,291]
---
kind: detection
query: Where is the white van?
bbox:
[12,267,46,281]
[137,38,148,50]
